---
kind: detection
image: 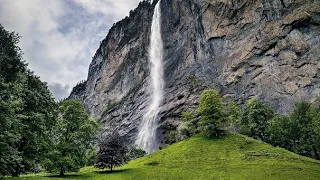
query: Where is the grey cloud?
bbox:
[0,0,142,99]
[48,83,70,100]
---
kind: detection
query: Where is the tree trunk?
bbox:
[11,172,19,177]
[60,167,65,176]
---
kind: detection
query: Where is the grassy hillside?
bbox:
[8,134,320,180]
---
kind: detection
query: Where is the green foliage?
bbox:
[44,100,98,176]
[85,148,97,166]
[197,89,226,137]
[18,72,59,174]
[0,24,26,177]
[268,115,293,149]
[167,130,178,144]
[177,110,199,139]
[129,147,147,160]
[0,24,26,83]
[0,24,59,177]
[268,102,320,160]
[95,131,129,172]
[178,122,191,137]
[8,134,320,179]
[240,98,275,141]
[227,101,241,132]
[181,110,193,122]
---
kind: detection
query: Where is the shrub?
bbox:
[129,147,147,160]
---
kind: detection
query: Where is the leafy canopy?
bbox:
[44,100,98,176]
[240,98,275,141]
[95,130,129,172]
[197,89,226,137]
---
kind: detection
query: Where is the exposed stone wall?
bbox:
[69,0,320,146]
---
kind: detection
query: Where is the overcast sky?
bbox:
[0,0,141,100]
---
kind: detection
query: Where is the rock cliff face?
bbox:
[69,0,320,147]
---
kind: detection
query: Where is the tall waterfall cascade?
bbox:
[136,0,164,154]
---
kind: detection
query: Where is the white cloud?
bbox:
[0,0,142,100]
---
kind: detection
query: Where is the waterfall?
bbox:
[136,0,164,154]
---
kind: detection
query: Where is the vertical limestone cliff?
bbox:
[69,0,320,147]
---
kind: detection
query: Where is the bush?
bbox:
[129,147,147,160]
[168,130,178,144]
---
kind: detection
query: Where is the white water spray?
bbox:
[136,0,164,154]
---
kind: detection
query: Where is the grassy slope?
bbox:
[9,134,320,180]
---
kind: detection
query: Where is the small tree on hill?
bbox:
[95,130,129,172]
[197,89,226,137]
[240,98,274,141]
[129,147,147,160]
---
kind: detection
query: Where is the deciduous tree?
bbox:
[197,89,226,137]
[95,130,129,172]
[44,100,98,176]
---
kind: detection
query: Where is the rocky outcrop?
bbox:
[69,0,320,147]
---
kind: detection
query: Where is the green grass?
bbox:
[8,134,320,179]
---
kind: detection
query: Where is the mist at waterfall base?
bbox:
[136,1,164,154]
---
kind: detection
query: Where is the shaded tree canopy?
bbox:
[95,130,129,172]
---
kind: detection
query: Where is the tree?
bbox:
[268,115,293,149]
[197,89,226,137]
[95,130,129,172]
[44,100,98,176]
[310,104,320,160]
[0,80,23,177]
[227,101,241,132]
[0,24,26,83]
[14,72,59,176]
[129,147,147,160]
[240,98,275,141]
[290,102,319,159]
[0,24,61,177]
[268,102,320,160]
[178,110,198,138]
[0,24,29,177]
